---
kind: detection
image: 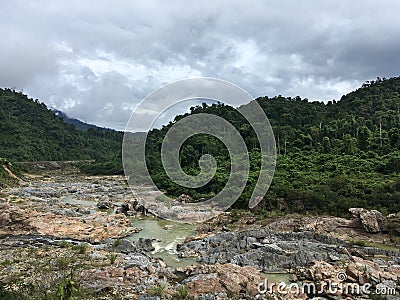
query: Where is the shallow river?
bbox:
[60,196,290,281]
[60,196,198,267]
[129,216,198,267]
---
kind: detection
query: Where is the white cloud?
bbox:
[0,0,399,129]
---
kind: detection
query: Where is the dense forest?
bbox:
[1,77,400,216]
[142,77,400,216]
[0,88,122,162]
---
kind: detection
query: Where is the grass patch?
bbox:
[72,243,88,254]
[176,285,189,299]
[348,239,366,247]
[113,238,121,247]
[148,284,165,297]
[0,260,12,267]
[109,253,118,265]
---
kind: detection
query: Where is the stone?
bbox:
[178,194,192,203]
[97,200,113,209]
[349,208,387,233]
[124,254,150,268]
[112,238,137,253]
[137,238,155,252]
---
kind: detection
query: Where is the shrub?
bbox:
[148,285,165,297]
[74,243,88,254]
[113,238,121,247]
[59,240,70,248]
[109,253,118,265]
[176,285,189,299]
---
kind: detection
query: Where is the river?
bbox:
[60,195,198,267]
[129,216,198,267]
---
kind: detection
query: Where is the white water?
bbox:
[129,216,198,267]
[59,196,198,267]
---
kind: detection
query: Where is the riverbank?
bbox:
[0,164,399,299]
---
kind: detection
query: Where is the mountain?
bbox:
[0,88,122,162]
[140,77,400,215]
[51,108,101,131]
[1,77,400,216]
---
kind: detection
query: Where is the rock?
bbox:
[89,252,107,260]
[346,265,359,282]
[178,194,192,203]
[295,258,398,298]
[137,238,155,252]
[181,263,267,297]
[124,254,150,268]
[351,248,366,259]
[132,199,147,214]
[112,238,137,253]
[163,225,174,230]
[29,211,137,242]
[329,254,340,261]
[121,203,130,214]
[289,274,298,282]
[179,230,350,272]
[349,208,387,233]
[97,200,113,209]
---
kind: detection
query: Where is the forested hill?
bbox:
[0,88,122,161]
[256,76,400,156]
[1,77,400,215]
[144,77,400,216]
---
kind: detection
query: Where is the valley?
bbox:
[0,163,399,299]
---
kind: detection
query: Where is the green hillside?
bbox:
[0,88,122,162]
[141,77,400,216]
[1,77,400,216]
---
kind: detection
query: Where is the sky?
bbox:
[1,0,400,130]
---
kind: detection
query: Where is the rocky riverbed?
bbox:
[0,163,399,299]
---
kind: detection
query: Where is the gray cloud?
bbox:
[1,0,399,129]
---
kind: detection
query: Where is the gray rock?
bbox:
[137,238,155,252]
[349,208,387,233]
[97,200,113,209]
[89,252,107,260]
[124,254,150,268]
[179,230,352,272]
[113,238,137,253]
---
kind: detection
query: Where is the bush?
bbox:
[59,240,70,248]
[109,253,118,265]
[349,239,366,247]
[176,285,189,299]
[74,243,88,254]
[148,285,165,297]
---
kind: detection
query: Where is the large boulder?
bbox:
[97,199,113,210]
[178,194,192,203]
[349,208,387,233]
[137,238,155,252]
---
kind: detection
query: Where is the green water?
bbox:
[129,216,198,267]
[261,272,291,284]
[59,196,199,267]
[60,196,98,207]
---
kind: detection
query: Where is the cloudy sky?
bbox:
[1,0,399,130]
